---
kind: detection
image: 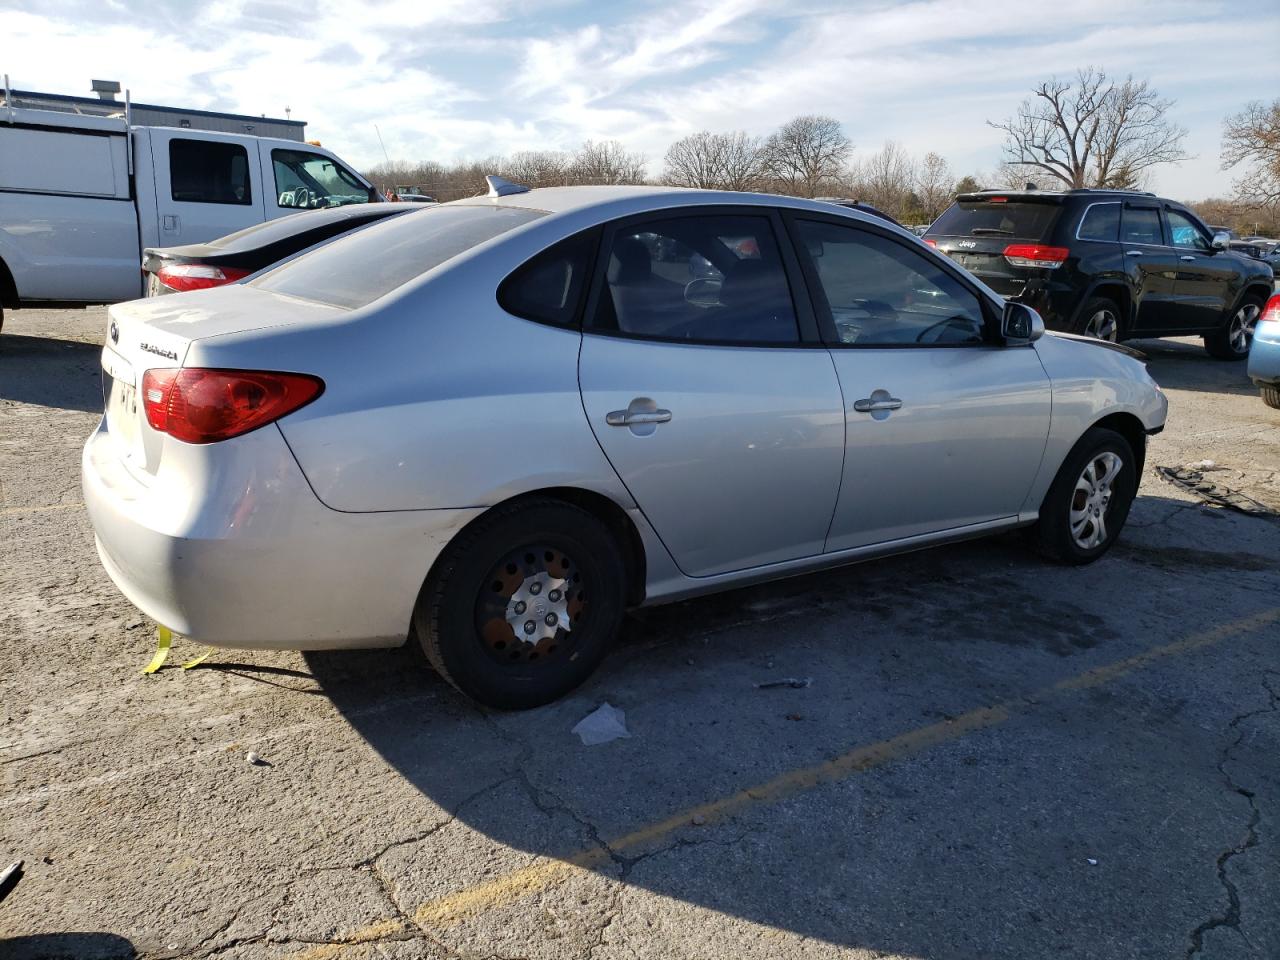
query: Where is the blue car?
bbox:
[1247,295,1280,409]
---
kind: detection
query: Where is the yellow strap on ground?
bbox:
[141,626,173,675]
[180,650,213,670]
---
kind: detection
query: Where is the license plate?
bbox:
[146,273,164,297]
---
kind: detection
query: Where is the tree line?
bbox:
[364,69,1280,234]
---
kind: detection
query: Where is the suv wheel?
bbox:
[1204,297,1262,360]
[1033,427,1138,565]
[414,499,626,709]
[1076,297,1122,342]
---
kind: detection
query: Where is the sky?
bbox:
[3,0,1279,199]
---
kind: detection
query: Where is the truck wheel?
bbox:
[1204,297,1262,360]
[1075,297,1122,342]
[414,499,626,710]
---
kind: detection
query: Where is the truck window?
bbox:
[272,149,370,209]
[169,139,252,205]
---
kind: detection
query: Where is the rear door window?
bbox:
[929,201,1060,240]
[1076,203,1120,242]
[1121,206,1165,246]
[169,139,252,205]
[252,204,543,308]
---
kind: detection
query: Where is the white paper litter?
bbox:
[572,702,631,745]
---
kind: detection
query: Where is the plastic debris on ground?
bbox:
[571,702,631,745]
[245,751,269,766]
[755,677,812,690]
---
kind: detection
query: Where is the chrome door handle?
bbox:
[606,409,672,426]
[853,397,903,413]
[1125,250,1143,257]
[1180,255,1196,261]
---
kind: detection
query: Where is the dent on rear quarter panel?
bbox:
[1019,334,1166,516]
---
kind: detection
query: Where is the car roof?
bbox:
[442,184,916,236]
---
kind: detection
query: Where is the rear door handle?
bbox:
[1125,250,1143,257]
[606,409,672,426]
[1180,255,1196,261]
[853,397,903,413]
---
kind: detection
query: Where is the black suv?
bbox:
[925,188,1275,359]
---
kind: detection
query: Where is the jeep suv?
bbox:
[925,189,1275,359]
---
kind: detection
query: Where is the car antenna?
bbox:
[486,175,530,198]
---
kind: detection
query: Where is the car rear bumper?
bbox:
[82,419,482,650]
[1248,319,1280,386]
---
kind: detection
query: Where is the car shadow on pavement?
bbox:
[302,505,1266,958]
[0,335,103,413]
[0,933,136,960]
[1132,337,1260,397]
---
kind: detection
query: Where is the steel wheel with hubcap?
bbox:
[1034,426,1137,564]
[1205,298,1262,359]
[416,499,626,709]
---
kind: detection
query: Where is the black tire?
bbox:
[1204,295,1264,360]
[414,499,626,709]
[1262,385,1280,410]
[1074,296,1123,342]
[1033,427,1138,565]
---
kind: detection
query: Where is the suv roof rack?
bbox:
[1065,187,1158,197]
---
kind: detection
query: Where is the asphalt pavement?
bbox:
[2,307,1278,960]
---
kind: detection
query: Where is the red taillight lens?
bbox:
[141,368,323,443]
[1261,293,1280,323]
[155,263,251,292]
[923,238,938,248]
[1003,244,1070,269]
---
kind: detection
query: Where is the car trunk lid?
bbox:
[926,194,1065,296]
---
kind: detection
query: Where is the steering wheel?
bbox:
[293,186,312,208]
[915,315,980,344]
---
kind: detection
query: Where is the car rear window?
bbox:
[252,205,544,308]
[930,200,1061,240]
[206,206,407,252]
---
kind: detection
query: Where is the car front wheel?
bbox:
[1033,427,1138,564]
[1204,297,1262,360]
[415,499,626,709]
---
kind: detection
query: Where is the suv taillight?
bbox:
[142,368,323,444]
[1260,294,1280,323]
[1003,244,1069,269]
[156,263,251,292]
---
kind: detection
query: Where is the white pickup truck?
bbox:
[0,99,376,328]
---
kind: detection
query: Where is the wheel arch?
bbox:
[0,256,18,310]
[1072,282,1132,333]
[421,487,648,610]
[1090,411,1149,477]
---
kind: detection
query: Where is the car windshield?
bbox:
[251,204,544,308]
[930,200,1061,240]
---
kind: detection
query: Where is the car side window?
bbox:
[1121,206,1164,246]
[794,220,986,346]
[169,139,251,205]
[592,215,799,344]
[1077,203,1120,242]
[1166,209,1211,251]
[272,149,370,209]
[498,231,597,327]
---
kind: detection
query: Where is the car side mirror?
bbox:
[1002,301,1044,344]
[1212,231,1230,251]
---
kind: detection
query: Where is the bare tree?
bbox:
[1222,99,1280,208]
[501,150,573,187]
[763,115,851,197]
[663,130,765,191]
[915,152,955,222]
[856,141,918,219]
[569,140,647,185]
[989,68,1187,189]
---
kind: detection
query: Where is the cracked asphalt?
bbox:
[2,307,1279,960]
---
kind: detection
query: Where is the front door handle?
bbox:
[606,409,672,426]
[853,397,903,413]
[1125,250,1143,257]
[1180,255,1197,261]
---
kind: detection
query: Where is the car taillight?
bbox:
[1260,293,1280,323]
[923,238,938,247]
[155,263,251,292]
[141,368,323,443]
[1003,244,1069,269]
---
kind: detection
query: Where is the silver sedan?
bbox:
[84,181,1168,708]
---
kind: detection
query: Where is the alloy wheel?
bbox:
[1070,452,1123,550]
[1229,302,1260,355]
[1084,308,1119,342]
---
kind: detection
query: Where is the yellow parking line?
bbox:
[0,502,84,516]
[276,605,1279,954]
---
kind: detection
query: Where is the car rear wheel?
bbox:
[1204,297,1262,360]
[1033,427,1138,565]
[1075,297,1122,342]
[1262,385,1280,410]
[414,499,626,709]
